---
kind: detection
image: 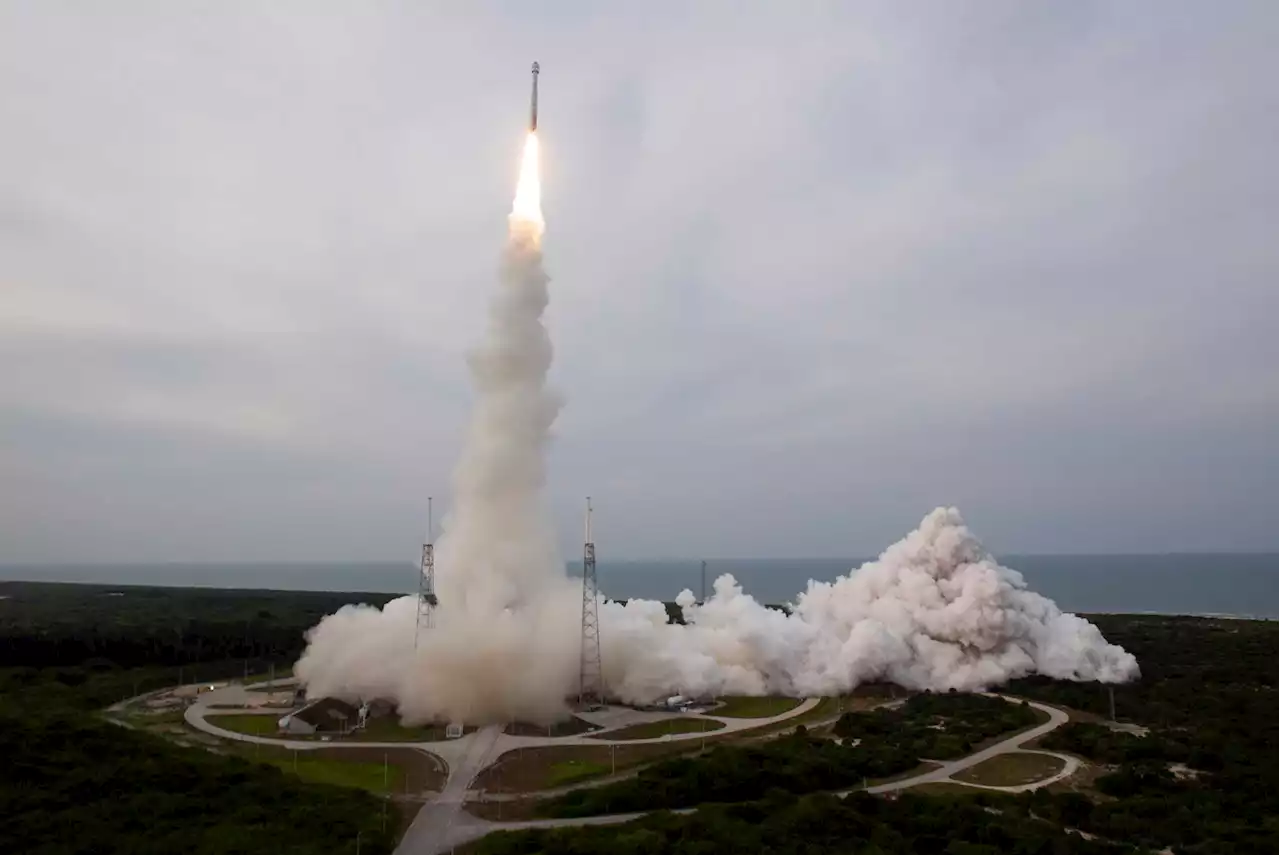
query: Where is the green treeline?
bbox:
[2,584,1274,854]
[0,669,398,855]
[0,580,395,669]
[1003,615,1277,854]
[505,615,1277,854]
[0,582,404,855]
[484,790,1130,855]
[541,693,1036,818]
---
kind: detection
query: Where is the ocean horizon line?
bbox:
[2,549,1275,568]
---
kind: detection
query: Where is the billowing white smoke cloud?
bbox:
[293,139,1138,725]
[297,505,1140,725]
[599,507,1139,703]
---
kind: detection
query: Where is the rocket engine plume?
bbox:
[292,97,1140,726]
[511,132,543,232]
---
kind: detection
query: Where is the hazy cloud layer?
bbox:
[2,2,1275,563]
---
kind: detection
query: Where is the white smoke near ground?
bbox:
[293,134,1140,726]
[297,506,1140,725]
[598,507,1140,704]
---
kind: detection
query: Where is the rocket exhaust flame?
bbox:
[290,68,1140,726]
[511,132,542,233]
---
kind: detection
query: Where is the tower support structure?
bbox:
[415,497,437,647]
[578,497,604,708]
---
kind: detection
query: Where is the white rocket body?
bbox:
[530,62,539,131]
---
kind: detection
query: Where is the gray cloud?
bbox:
[1,1,1274,563]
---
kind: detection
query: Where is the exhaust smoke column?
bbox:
[292,69,1141,725]
[436,128,557,618]
[296,124,584,726]
[414,126,581,722]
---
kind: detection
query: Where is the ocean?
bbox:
[2,553,1275,619]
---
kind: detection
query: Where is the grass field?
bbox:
[952,751,1065,787]
[470,693,894,794]
[720,694,885,739]
[713,696,803,718]
[465,797,542,822]
[274,754,399,791]
[208,709,467,743]
[219,743,445,795]
[474,742,695,793]
[590,718,724,741]
[206,712,284,736]
[546,759,611,787]
[349,717,451,742]
[505,717,597,738]
[903,781,989,796]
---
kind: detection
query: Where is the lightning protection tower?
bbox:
[415,497,437,648]
[578,497,604,708]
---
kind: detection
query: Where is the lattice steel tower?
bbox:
[415,497,437,648]
[578,497,604,707]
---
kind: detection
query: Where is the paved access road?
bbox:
[862,697,1079,794]
[183,686,821,779]
[174,682,823,854]
[402,696,1078,855]
[165,683,1075,854]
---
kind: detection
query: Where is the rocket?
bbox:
[530,61,539,131]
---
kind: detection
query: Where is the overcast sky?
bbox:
[1,2,1275,564]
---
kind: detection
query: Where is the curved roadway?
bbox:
[395,696,1077,855]
[178,686,822,855]
[166,685,1076,855]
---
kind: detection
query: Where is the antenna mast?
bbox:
[415,497,437,648]
[578,496,603,707]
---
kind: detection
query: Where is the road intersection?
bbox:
[165,684,1077,855]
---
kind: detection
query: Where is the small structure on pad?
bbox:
[278,697,360,735]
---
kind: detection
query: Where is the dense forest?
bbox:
[0,583,405,855]
[2,583,1275,854]
[483,790,1132,855]
[1001,614,1277,854]
[0,580,396,670]
[832,691,1040,758]
[490,614,1277,854]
